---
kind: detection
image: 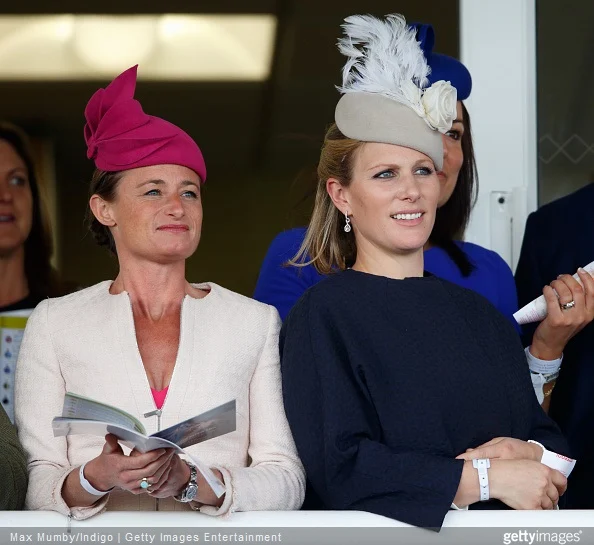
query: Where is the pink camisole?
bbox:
[150,386,169,409]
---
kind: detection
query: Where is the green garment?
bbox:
[0,405,27,509]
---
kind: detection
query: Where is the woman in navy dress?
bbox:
[280,13,572,530]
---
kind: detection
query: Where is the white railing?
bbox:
[0,510,592,528]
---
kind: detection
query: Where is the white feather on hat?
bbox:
[337,14,429,100]
[335,13,457,136]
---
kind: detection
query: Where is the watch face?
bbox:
[185,483,198,502]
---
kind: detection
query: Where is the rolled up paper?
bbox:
[514,260,594,325]
[528,440,576,478]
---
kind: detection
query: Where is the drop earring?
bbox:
[344,213,352,233]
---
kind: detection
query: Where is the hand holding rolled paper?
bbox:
[514,261,594,324]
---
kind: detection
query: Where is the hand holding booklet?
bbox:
[52,393,236,497]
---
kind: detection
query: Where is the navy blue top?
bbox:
[254,227,519,325]
[516,182,594,509]
[280,270,569,528]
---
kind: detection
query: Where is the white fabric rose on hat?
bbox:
[421,80,457,133]
[400,80,425,118]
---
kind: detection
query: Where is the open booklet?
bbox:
[52,392,236,497]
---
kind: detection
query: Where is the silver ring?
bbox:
[140,477,151,490]
[560,300,576,311]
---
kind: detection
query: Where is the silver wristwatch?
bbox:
[174,460,198,503]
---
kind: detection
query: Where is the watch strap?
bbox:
[174,460,198,502]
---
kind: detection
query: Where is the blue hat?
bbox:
[409,23,472,101]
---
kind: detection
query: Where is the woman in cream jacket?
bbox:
[15,66,304,520]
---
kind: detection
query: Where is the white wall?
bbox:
[460,0,537,271]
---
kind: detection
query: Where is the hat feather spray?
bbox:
[335,14,457,136]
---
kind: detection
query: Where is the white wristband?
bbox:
[472,458,490,501]
[526,346,562,375]
[527,441,577,478]
[79,463,112,496]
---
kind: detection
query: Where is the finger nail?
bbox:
[578,267,586,273]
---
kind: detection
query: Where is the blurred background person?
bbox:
[0,122,68,312]
[0,122,73,424]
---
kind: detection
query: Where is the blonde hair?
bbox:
[290,124,364,275]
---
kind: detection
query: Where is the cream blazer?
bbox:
[15,281,304,520]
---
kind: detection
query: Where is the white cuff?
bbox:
[79,463,112,496]
[528,440,577,477]
[525,346,562,375]
[450,502,469,511]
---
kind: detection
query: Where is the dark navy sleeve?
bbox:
[515,212,550,308]
[466,284,571,457]
[528,392,572,456]
[491,254,520,333]
[254,229,323,321]
[481,290,571,457]
[515,212,549,346]
[280,292,464,529]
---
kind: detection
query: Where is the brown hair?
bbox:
[290,124,364,275]
[85,169,123,255]
[428,102,478,276]
[0,122,67,298]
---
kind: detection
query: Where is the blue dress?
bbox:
[254,227,519,326]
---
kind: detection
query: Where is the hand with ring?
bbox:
[129,448,182,496]
[132,452,195,499]
[81,434,176,495]
[530,268,594,361]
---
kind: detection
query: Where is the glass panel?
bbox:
[537,0,594,205]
